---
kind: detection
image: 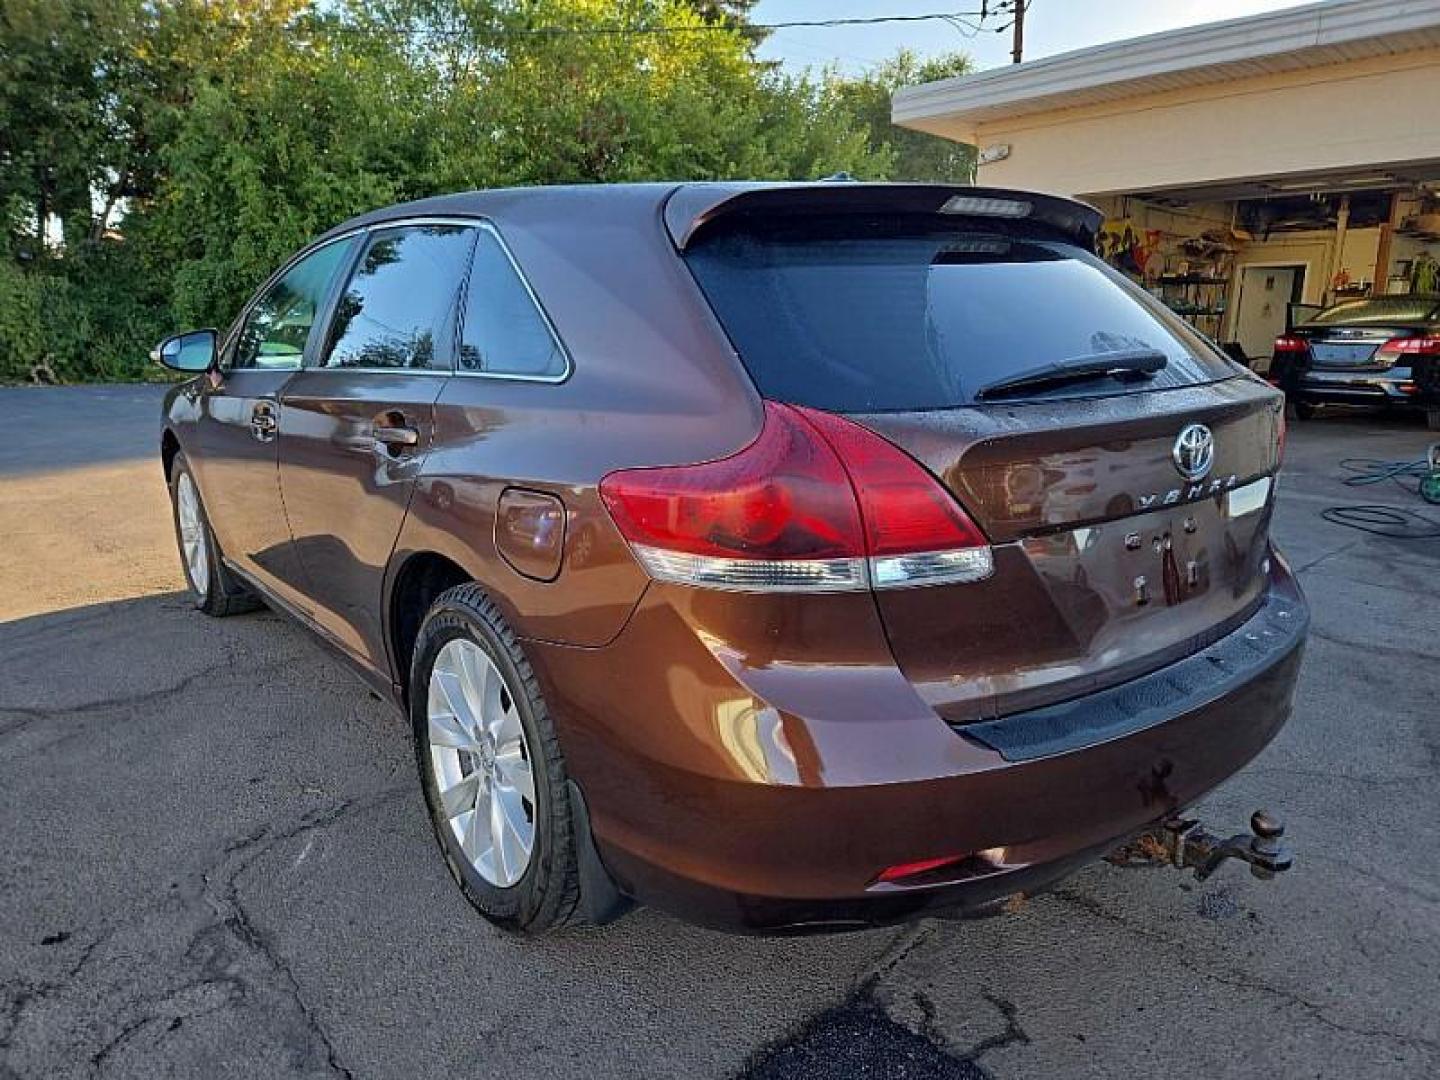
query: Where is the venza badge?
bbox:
[1172,424,1215,482]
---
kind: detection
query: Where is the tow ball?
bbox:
[1119,811,1294,881]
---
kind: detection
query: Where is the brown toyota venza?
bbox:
[156,182,1307,934]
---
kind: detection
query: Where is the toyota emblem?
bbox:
[1172,424,1215,481]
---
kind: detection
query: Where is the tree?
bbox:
[142,4,432,328]
[827,51,976,183]
[0,0,971,381]
[0,0,132,254]
[349,0,886,189]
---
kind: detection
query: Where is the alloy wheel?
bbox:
[427,638,536,887]
[176,472,209,596]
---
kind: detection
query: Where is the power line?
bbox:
[407,11,994,37]
[207,10,999,40]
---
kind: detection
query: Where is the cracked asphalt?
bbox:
[2,384,1438,1079]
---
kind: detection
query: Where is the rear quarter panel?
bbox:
[389,187,763,651]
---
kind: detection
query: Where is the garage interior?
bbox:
[1094,177,1439,367]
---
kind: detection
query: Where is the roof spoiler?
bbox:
[664,183,1104,251]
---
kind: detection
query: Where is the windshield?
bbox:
[685,216,1239,412]
[1304,296,1440,327]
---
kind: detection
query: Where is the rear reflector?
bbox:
[599,402,993,593]
[875,854,968,884]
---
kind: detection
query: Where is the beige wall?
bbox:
[1235,227,1378,294]
[956,49,1440,197]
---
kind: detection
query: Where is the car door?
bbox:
[277,221,479,672]
[190,235,358,609]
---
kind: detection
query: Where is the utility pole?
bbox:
[1011,0,1026,64]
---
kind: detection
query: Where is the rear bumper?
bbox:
[1294,365,1427,405]
[530,556,1308,933]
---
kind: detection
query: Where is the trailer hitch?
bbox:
[1113,811,1294,881]
[1159,810,1293,881]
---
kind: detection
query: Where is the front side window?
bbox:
[458,230,567,378]
[232,237,357,370]
[321,224,477,371]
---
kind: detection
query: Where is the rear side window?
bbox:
[458,230,567,378]
[322,224,477,371]
[686,217,1238,411]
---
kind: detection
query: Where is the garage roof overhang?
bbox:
[892,0,1440,200]
[893,0,1440,136]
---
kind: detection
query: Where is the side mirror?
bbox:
[151,329,217,373]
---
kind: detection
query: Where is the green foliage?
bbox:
[0,0,974,382]
[0,243,172,382]
[0,263,88,382]
[824,51,977,183]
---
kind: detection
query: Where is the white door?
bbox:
[1234,267,1301,369]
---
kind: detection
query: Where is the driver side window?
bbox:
[231,237,357,370]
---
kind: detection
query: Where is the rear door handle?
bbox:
[372,423,419,449]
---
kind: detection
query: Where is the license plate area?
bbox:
[1021,489,1271,641]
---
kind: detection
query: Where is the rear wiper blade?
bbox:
[975,348,1168,400]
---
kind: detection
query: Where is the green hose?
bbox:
[1322,446,1440,536]
[1337,449,1440,504]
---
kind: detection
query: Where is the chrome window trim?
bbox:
[455,219,573,384]
[298,367,452,377]
[285,215,573,385]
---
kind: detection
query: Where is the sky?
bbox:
[753,0,1319,76]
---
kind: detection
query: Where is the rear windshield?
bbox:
[686,216,1239,412]
[1303,296,1440,327]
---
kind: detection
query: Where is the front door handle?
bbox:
[372,423,419,449]
[250,403,277,443]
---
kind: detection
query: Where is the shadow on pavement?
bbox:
[0,593,912,1079]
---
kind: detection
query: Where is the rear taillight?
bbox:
[794,405,993,588]
[1268,336,1307,385]
[1377,336,1440,362]
[599,402,993,593]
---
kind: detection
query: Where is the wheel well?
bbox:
[389,553,472,701]
[161,429,181,481]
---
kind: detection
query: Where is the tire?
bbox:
[168,452,261,617]
[1291,401,1316,421]
[410,583,580,934]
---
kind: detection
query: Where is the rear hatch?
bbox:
[684,201,1283,722]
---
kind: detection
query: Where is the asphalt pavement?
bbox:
[2,384,1438,1079]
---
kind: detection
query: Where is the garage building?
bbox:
[892,0,1440,367]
